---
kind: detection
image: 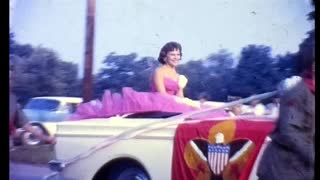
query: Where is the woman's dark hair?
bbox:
[157,41,182,64]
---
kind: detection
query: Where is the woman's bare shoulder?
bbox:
[154,66,165,75]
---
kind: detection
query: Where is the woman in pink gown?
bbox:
[70,42,228,120]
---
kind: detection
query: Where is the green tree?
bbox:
[177,50,235,101]
[178,60,207,99]
[229,45,278,97]
[12,47,79,105]
[10,32,34,59]
[95,53,158,98]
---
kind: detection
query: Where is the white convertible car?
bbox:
[39,98,275,180]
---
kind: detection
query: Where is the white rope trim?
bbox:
[229,141,253,162]
[190,140,207,161]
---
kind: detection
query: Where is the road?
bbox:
[10,162,61,180]
[10,143,61,180]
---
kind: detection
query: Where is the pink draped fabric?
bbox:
[69,77,230,120]
[69,87,197,120]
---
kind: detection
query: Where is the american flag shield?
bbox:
[208,144,230,175]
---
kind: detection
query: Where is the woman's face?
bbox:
[164,49,181,67]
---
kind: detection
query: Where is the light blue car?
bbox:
[23,96,83,122]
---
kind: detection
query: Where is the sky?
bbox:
[10,0,314,77]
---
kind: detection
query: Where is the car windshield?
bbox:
[24,99,60,111]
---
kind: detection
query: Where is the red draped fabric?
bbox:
[171,119,275,180]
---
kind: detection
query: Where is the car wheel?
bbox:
[21,131,42,146]
[21,123,49,146]
[30,122,49,135]
[107,165,149,180]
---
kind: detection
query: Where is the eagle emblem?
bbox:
[184,120,255,180]
[207,133,230,175]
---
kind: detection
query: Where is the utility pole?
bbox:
[83,0,95,102]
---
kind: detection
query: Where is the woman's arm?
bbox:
[176,88,184,97]
[153,68,167,95]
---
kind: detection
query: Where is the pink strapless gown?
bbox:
[150,78,180,95]
[69,78,200,120]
